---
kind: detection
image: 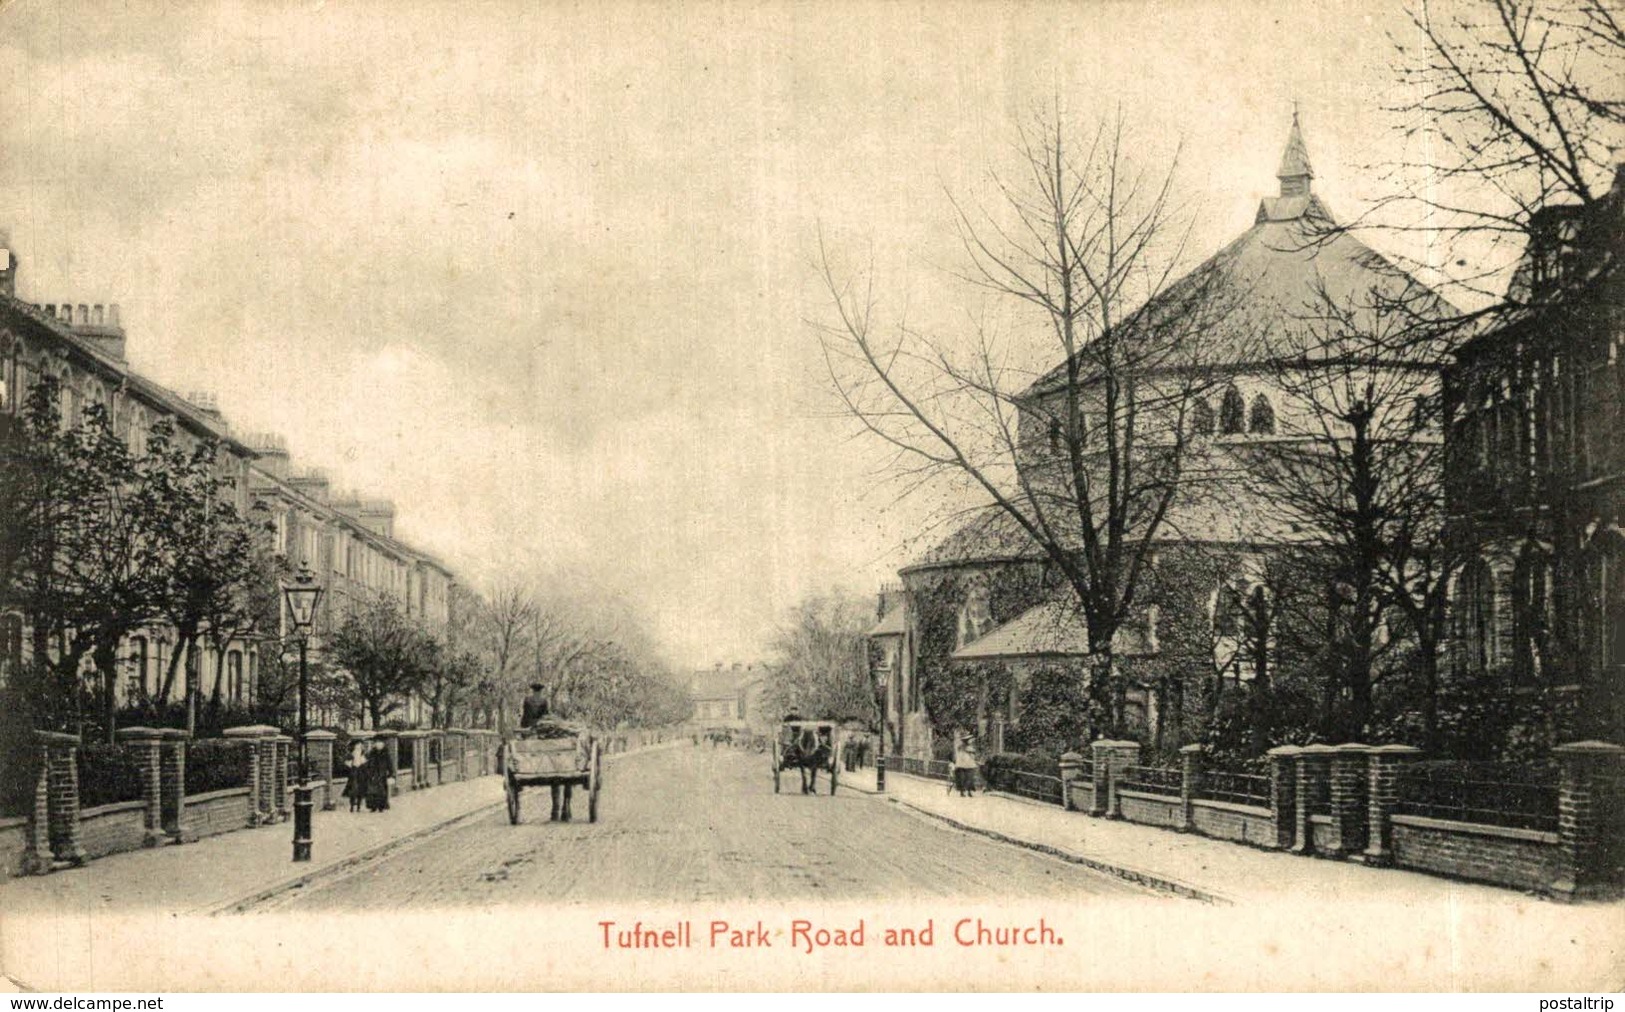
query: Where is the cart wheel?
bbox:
[588,743,602,823]
[505,773,521,825]
[829,763,839,795]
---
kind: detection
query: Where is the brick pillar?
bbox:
[1266,746,1301,850]
[160,730,194,843]
[1324,744,1370,857]
[377,731,400,796]
[1358,744,1421,866]
[398,731,423,789]
[272,736,294,822]
[21,732,82,873]
[1179,744,1205,832]
[116,727,165,848]
[1551,741,1625,902]
[1091,739,1141,820]
[1292,745,1335,855]
[1058,751,1085,812]
[224,725,275,825]
[305,730,337,810]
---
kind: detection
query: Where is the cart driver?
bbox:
[520,683,550,730]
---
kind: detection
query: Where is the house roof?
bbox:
[950,597,1155,661]
[1026,118,1460,399]
[866,607,906,637]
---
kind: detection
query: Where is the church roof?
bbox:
[1026,116,1460,398]
[902,457,1303,573]
[950,597,1156,661]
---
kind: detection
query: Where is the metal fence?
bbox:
[1198,769,1272,808]
[1394,762,1559,833]
[983,766,1065,806]
[1117,764,1182,798]
[886,755,953,780]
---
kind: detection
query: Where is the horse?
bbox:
[778,731,833,794]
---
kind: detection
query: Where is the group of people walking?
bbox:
[341,739,393,813]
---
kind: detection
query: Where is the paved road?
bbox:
[261,743,1154,909]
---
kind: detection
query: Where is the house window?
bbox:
[0,613,22,688]
[1219,386,1246,435]
[1456,558,1500,675]
[228,650,244,704]
[1248,394,1275,435]
[129,636,150,699]
[1512,544,1552,686]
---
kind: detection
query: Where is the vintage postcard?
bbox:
[0,0,1620,994]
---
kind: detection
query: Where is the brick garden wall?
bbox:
[1190,800,1276,847]
[185,788,252,839]
[0,817,28,878]
[1390,815,1562,893]
[1119,791,1181,828]
[80,801,148,860]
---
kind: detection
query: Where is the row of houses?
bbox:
[866,114,1623,760]
[0,229,455,726]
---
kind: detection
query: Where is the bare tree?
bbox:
[1243,277,1462,740]
[815,111,1238,736]
[763,592,875,724]
[470,582,535,732]
[1371,0,1623,306]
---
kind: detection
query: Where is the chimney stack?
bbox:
[0,229,14,298]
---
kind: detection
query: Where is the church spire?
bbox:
[1276,106,1314,197]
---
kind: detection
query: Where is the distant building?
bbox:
[688,663,765,728]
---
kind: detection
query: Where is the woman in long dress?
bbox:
[952,732,979,797]
[364,742,392,812]
[341,741,368,812]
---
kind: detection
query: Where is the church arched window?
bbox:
[1249,394,1276,435]
[1219,385,1246,435]
[1189,397,1214,437]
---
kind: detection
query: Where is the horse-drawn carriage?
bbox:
[500,719,602,824]
[772,719,840,795]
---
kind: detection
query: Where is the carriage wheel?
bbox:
[505,773,521,825]
[588,742,602,823]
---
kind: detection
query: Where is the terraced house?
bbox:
[0,229,263,712]
[1442,165,1625,744]
[0,229,454,727]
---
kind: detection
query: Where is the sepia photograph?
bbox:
[0,0,1620,994]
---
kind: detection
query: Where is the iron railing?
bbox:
[886,755,952,780]
[1394,763,1558,833]
[1197,770,1272,808]
[984,767,1065,806]
[1118,764,1182,798]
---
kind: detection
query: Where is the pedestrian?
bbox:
[364,741,391,812]
[520,683,550,730]
[342,740,368,812]
[952,731,979,797]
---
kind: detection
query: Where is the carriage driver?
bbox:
[520,683,550,729]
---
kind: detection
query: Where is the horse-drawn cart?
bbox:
[500,720,601,824]
[772,719,839,795]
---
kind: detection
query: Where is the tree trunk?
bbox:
[94,641,119,746]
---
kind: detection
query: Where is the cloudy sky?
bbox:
[0,0,1431,666]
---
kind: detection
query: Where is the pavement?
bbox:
[0,740,682,919]
[839,763,1624,907]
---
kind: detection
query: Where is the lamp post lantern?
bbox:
[282,560,324,862]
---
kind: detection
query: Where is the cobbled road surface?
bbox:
[263,742,1153,909]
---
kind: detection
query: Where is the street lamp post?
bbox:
[282,560,324,863]
[874,667,888,793]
